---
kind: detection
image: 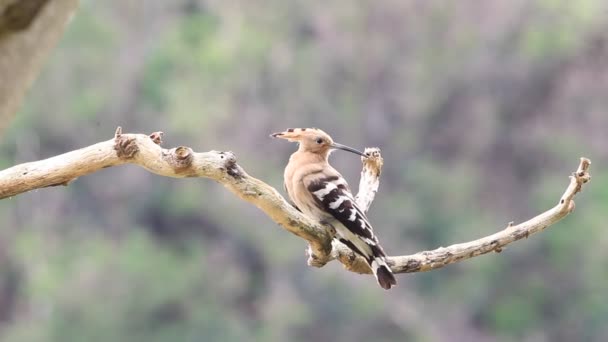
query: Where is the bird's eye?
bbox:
[316,138,323,144]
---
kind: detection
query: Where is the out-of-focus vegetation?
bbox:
[1,1,608,341]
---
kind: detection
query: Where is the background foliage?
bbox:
[1,1,608,341]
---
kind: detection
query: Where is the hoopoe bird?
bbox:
[271,128,397,290]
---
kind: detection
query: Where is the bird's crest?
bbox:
[271,128,366,157]
[270,128,330,142]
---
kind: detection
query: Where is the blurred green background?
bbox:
[1,1,608,341]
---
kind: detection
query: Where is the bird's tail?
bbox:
[335,234,397,290]
[370,256,397,290]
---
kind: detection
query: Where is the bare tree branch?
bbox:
[355,147,383,212]
[0,128,591,277]
[334,157,592,274]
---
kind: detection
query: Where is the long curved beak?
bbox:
[331,142,367,157]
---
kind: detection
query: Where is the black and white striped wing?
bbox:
[307,175,385,259]
[307,175,396,289]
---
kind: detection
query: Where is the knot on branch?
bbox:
[149,131,163,145]
[362,147,383,174]
[306,244,332,268]
[560,157,591,205]
[163,146,195,175]
[401,259,422,272]
[306,230,338,268]
[220,151,242,179]
[114,128,139,159]
[575,157,591,184]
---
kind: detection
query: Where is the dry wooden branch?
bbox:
[335,157,592,274]
[0,128,591,277]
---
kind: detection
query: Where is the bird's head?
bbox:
[270,128,367,157]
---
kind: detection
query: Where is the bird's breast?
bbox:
[285,164,333,221]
